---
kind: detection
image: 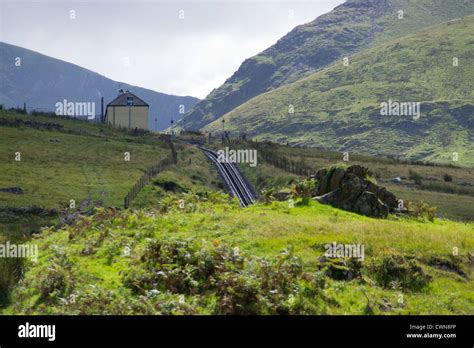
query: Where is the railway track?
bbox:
[199,146,257,207]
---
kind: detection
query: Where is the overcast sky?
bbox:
[0,0,344,99]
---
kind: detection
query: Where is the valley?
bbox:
[0,0,472,320]
[0,111,472,315]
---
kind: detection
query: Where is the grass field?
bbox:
[0,110,174,236]
[3,197,472,315]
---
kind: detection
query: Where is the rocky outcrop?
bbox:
[313,165,398,218]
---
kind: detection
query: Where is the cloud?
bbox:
[0,0,344,99]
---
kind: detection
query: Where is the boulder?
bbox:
[329,167,346,193]
[354,191,389,218]
[314,168,330,194]
[313,165,398,218]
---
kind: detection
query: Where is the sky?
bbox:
[0,0,344,99]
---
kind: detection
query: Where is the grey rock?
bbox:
[312,165,398,218]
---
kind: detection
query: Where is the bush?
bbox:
[123,238,326,314]
[370,254,431,291]
[319,257,362,281]
[291,178,316,205]
[153,177,188,192]
[408,170,423,185]
[427,255,467,277]
[406,200,437,222]
[260,188,275,204]
[30,110,57,117]
[38,252,75,303]
[443,174,453,182]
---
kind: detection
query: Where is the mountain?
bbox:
[204,15,474,166]
[0,42,199,131]
[178,0,474,131]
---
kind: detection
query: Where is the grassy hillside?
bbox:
[179,0,474,131]
[0,112,472,315]
[129,143,223,209]
[205,16,474,166]
[4,197,473,315]
[0,112,224,305]
[0,110,177,238]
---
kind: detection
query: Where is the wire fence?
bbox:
[254,142,313,177]
[179,132,314,177]
[123,134,178,208]
[124,156,175,208]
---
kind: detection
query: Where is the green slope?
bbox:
[0,110,171,211]
[4,198,473,314]
[178,0,474,131]
[0,110,224,238]
[1,115,473,315]
[204,16,474,166]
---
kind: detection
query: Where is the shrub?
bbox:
[123,238,326,314]
[319,257,362,281]
[153,177,187,192]
[38,252,75,303]
[370,254,431,291]
[443,174,453,182]
[406,200,437,222]
[408,170,423,185]
[260,188,275,204]
[291,178,316,205]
